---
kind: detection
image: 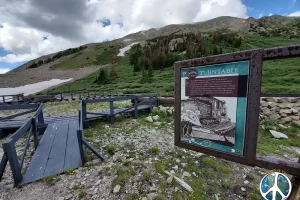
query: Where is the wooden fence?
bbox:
[0,104,44,185]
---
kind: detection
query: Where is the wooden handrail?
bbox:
[0,103,45,185]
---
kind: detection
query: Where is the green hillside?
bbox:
[42,32,300,95]
[38,17,300,95]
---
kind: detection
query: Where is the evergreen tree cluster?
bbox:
[129,31,243,73]
[212,32,242,48]
[95,68,110,84]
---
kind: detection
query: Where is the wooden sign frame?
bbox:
[174,45,300,176]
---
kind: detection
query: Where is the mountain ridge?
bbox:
[1,15,300,88]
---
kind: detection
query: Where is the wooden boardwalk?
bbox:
[22,120,82,184]
[1,94,157,186]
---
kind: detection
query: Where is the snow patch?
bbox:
[123,39,132,42]
[0,78,73,97]
[117,42,139,56]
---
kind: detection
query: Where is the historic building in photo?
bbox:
[181,96,226,121]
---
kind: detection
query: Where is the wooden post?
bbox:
[0,153,8,181]
[109,101,115,124]
[149,96,153,112]
[82,101,88,128]
[156,97,160,107]
[60,93,63,101]
[32,117,39,150]
[38,104,44,124]
[3,140,22,185]
[77,130,85,165]
[289,158,300,200]
[0,129,4,139]
[134,97,138,119]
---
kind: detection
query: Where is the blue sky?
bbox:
[244,0,299,18]
[0,0,299,73]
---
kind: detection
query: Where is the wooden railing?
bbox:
[0,94,25,104]
[77,102,104,165]
[0,104,44,185]
[81,94,159,127]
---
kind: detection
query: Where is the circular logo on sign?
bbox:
[259,172,292,200]
[187,68,198,79]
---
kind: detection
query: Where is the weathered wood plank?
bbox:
[64,120,82,170]
[0,104,39,111]
[22,123,59,184]
[43,121,69,177]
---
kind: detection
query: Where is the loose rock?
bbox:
[269,130,289,139]
[145,116,153,122]
[113,185,121,193]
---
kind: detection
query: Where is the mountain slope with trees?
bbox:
[1,15,300,93]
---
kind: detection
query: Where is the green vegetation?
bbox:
[78,190,86,199]
[149,146,160,155]
[95,68,111,84]
[93,44,121,66]
[66,168,76,175]
[112,166,135,187]
[42,174,61,186]
[257,121,300,157]
[141,170,153,182]
[50,42,122,70]
[153,161,167,174]
[125,193,140,200]
[45,32,300,94]
[106,145,116,155]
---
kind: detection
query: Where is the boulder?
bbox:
[293,120,300,127]
[282,117,292,123]
[269,114,280,120]
[274,98,283,103]
[167,176,173,184]
[152,115,160,121]
[292,116,300,121]
[145,116,153,122]
[260,101,268,107]
[280,113,287,117]
[113,185,121,193]
[270,107,280,112]
[288,98,297,103]
[279,109,293,114]
[268,102,276,108]
[262,108,271,115]
[269,130,288,139]
[183,171,191,177]
[159,106,167,114]
[146,193,157,200]
[292,108,298,114]
[153,122,162,126]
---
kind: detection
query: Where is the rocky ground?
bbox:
[0,102,299,200]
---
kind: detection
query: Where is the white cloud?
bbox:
[288,11,300,16]
[0,68,10,74]
[292,0,297,5]
[258,13,264,18]
[269,13,273,16]
[0,0,248,64]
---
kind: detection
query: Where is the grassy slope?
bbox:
[44,34,300,94]
[50,42,123,70]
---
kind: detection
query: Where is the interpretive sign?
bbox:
[180,61,249,155]
[174,45,300,177]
